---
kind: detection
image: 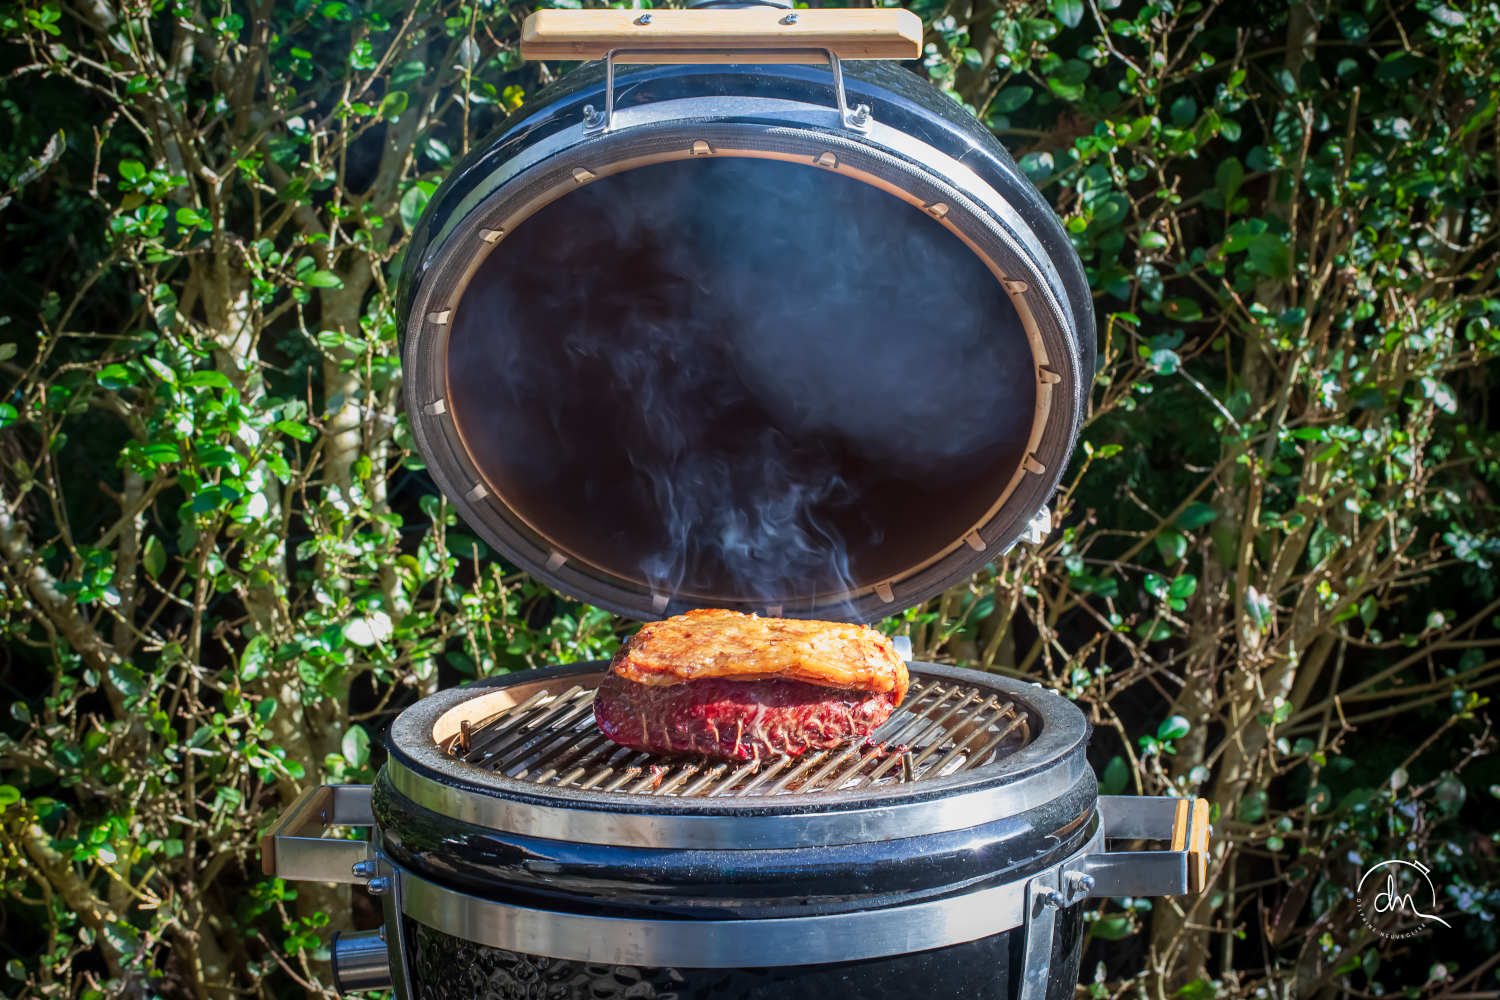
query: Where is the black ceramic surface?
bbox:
[401,911,1086,1000]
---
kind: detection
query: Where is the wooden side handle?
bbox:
[519,8,924,63]
[1170,797,1212,892]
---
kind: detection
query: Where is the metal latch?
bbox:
[1075,796,1212,897]
[260,784,375,884]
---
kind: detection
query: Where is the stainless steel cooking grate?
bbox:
[443,675,1031,798]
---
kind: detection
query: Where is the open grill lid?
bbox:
[398,11,1095,623]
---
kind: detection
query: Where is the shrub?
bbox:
[0,0,1496,998]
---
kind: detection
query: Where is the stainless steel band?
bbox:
[385,750,1088,849]
[394,826,1104,968]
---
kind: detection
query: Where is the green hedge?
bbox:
[1,0,1497,998]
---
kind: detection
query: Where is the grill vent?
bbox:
[444,676,1030,798]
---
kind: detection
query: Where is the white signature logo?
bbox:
[1356,859,1451,938]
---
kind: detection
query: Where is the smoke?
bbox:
[445,155,1033,614]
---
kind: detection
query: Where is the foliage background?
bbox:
[1,0,1498,998]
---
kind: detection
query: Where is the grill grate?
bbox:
[445,676,1031,798]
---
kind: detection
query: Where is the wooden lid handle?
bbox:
[520,8,924,63]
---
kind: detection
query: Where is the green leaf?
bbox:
[1049,0,1084,27]
[142,535,166,579]
[142,356,176,384]
[1175,979,1216,1000]
[98,363,137,390]
[1157,715,1190,740]
[399,181,435,233]
[0,403,16,429]
[1161,298,1202,322]
[1148,348,1181,374]
[1214,157,1243,203]
[1169,96,1196,126]
[1176,502,1218,530]
[1091,914,1135,940]
[274,418,316,442]
[342,725,370,767]
[1169,574,1197,600]
[240,634,271,682]
[1237,789,1268,823]
[107,661,146,698]
[303,270,343,289]
[183,370,231,390]
[1247,233,1290,278]
[1101,755,1130,795]
[1155,529,1187,562]
[0,785,20,808]
[991,85,1031,113]
[379,90,408,119]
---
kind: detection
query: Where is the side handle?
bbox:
[260,784,374,884]
[1081,796,1212,897]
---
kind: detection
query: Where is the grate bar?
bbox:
[848,690,989,788]
[927,703,1028,777]
[446,673,1032,799]
[463,686,589,762]
[456,688,554,757]
[527,732,614,783]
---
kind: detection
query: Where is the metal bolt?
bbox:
[582,104,604,127]
[351,859,379,880]
[780,12,799,24]
[366,876,393,897]
[1064,871,1096,901]
[635,13,653,24]
[848,103,871,126]
[1037,887,1065,910]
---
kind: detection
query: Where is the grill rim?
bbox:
[382,661,1090,848]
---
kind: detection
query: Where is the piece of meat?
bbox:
[592,610,908,760]
[609,608,908,699]
[593,672,900,760]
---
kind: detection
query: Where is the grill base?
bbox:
[401,909,1085,1000]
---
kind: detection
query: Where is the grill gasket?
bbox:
[446,674,1030,798]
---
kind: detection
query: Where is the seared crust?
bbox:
[609,608,909,700]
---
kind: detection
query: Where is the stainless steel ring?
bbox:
[394,824,1104,967]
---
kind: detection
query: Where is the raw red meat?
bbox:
[593,672,899,761]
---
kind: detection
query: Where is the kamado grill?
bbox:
[261,7,1213,999]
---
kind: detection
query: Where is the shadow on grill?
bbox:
[440,674,1032,798]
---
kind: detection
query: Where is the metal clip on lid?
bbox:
[519,8,922,133]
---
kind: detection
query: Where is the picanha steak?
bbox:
[592,609,909,761]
